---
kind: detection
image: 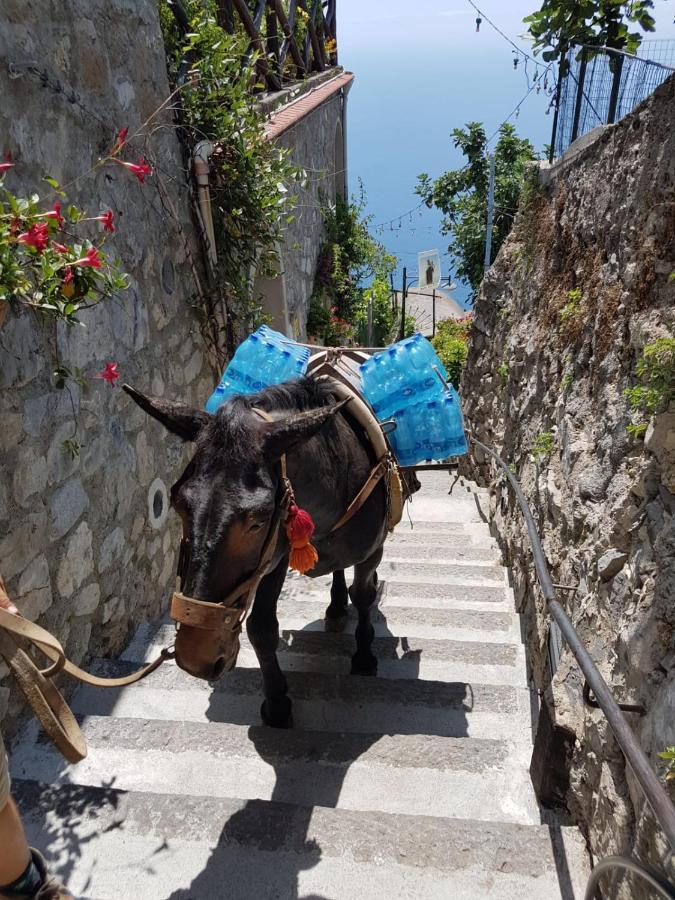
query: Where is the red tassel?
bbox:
[286,504,319,574]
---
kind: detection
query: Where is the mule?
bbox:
[125,377,402,728]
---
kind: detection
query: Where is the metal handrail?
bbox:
[584,857,675,900]
[468,435,675,893]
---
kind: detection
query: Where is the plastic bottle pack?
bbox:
[361,333,467,464]
[205,327,310,413]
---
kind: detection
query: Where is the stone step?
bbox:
[291,561,505,588]
[11,717,540,824]
[14,781,590,900]
[391,519,491,536]
[124,622,521,668]
[384,542,500,563]
[123,626,528,688]
[67,660,532,742]
[285,574,509,605]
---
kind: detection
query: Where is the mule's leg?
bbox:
[349,546,383,676]
[247,555,293,728]
[325,569,349,633]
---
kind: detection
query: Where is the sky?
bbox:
[337,0,675,307]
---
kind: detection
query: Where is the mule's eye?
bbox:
[248,521,266,533]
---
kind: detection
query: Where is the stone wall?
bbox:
[0,1,215,731]
[460,75,674,892]
[276,91,343,338]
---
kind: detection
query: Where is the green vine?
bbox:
[158,0,302,357]
[309,190,396,346]
[625,338,675,438]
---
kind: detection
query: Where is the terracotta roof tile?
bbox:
[264,72,355,140]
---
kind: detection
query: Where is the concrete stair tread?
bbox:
[14,780,590,899]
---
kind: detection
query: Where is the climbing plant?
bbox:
[524,0,656,70]
[416,123,537,299]
[158,0,302,355]
[431,315,473,388]
[0,131,151,453]
[625,338,675,438]
[309,190,396,346]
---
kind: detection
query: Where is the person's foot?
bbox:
[31,850,72,900]
[0,849,73,900]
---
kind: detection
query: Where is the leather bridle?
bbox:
[169,424,294,644]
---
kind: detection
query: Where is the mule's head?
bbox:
[124,384,342,681]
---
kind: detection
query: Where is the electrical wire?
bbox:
[465,0,547,69]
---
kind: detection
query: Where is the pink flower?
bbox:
[97,362,119,386]
[62,267,74,286]
[72,247,102,268]
[115,156,152,183]
[52,242,70,254]
[96,210,115,233]
[17,222,49,252]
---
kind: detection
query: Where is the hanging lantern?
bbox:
[475,16,482,32]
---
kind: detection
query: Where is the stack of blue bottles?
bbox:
[360,333,467,465]
[205,326,310,413]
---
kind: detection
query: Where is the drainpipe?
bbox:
[193,140,218,270]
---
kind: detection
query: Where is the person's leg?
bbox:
[0,797,32,886]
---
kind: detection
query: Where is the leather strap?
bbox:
[0,606,175,763]
[329,458,389,533]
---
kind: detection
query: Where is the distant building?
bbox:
[398,287,465,336]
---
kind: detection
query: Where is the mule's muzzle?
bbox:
[171,591,245,681]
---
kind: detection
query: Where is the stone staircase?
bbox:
[10,472,590,899]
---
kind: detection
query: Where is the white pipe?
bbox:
[193,140,218,268]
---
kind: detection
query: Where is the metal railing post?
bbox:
[571,48,588,143]
[607,52,625,124]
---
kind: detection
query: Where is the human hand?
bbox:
[0,575,18,614]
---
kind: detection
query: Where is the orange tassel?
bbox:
[286,504,319,573]
[289,542,319,574]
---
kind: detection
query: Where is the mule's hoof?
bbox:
[324,614,348,633]
[350,653,378,677]
[260,696,293,729]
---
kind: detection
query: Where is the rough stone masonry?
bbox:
[461,74,675,895]
[0,0,215,731]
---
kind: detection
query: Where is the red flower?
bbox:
[72,247,102,268]
[62,267,74,285]
[40,201,64,228]
[96,210,115,233]
[113,127,129,153]
[97,362,119,386]
[9,217,22,235]
[115,156,152,182]
[17,222,49,252]
[52,242,69,254]
[0,151,13,174]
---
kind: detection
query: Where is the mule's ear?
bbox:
[262,397,351,461]
[123,384,210,442]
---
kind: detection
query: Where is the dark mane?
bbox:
[196,377,337,463]
[249,377,336,413]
